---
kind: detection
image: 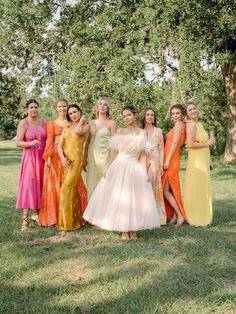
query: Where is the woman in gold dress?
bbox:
[58,104,90,231]
[184,101,216,226]
[86,97,117,199]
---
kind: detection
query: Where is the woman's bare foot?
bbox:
[169,214,177,225]
[122,232,130,240]
[175,217,185,227]
[129,231,138,240]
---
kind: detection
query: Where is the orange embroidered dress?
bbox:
[162,127,186,220]
[39,121,87,226]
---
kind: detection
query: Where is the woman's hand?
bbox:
[30,139,41,147]
[61,156,70,169]
[47,157,52,168]
[207,137,216,146]
[82,155,87,171]
[159,167,164,176]
[163,159,170,170]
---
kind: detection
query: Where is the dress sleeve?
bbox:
[157,129,164,167]
[42,121,55,160]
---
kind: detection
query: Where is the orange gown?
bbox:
[162,126,186,220]
[39,121,87,226]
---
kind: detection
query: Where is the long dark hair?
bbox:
[66,104,82,122]
[170,104,185,116]
[25,99,39,108]
[122,105,136,115]
[140,107,157,129]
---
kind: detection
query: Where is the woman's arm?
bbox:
[186,123,215,148]
[109,120,118,135]
[15,120,40,148]
[164,122,184,170]
[158,129,164,175]
[58,129,70,169]
[74,116,91,135]
[42,121,54,167]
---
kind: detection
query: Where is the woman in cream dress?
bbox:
[86,97,117,199]
[184,101,215,226]
[83,106,160,240]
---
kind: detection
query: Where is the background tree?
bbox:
[0,0,235,160]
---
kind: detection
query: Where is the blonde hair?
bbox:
[93,97,113,119]
[185,100,197,119]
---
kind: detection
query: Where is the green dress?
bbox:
[86,126,111,199]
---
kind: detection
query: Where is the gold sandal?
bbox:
[31,213,41,226]
[21,214,29,231]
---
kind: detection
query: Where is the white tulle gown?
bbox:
[83,133,160,232]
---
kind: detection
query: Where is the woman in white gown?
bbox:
[83,105,160,240]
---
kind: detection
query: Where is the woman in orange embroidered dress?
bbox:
[39,99,87,226]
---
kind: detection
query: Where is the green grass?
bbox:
[0,140,235,314]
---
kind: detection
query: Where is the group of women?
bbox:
[15,97,215,239]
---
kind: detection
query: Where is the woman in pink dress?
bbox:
[16,99,46,230]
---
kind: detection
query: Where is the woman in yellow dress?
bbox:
[184,101,216,226]
[86,97,117,199]
[58,104,90,231]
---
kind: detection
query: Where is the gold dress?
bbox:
[58,125,85,230]
[184,122,212,226]
[86,126,111,199]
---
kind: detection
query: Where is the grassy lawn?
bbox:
[0,140,235,314]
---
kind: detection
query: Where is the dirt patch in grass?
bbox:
[19,234,101,247]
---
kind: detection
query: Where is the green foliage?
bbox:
[0,73,22,139]
[1,0,235,154]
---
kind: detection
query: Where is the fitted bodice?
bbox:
[63,125,85,162]
[109,133,146,161]
[194,122,209,143]
[164,125,186,160]
[90,127,111,151]
[24,119,46,152]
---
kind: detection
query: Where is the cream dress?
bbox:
[83,133,160,231]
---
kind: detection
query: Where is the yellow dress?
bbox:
[58,125,85,231]
[184,122,212,226]
[86,126,111,199]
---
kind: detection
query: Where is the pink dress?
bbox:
[16,119,46,210]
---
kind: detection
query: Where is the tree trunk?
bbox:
[222,54,236,163]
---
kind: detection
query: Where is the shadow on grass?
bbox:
[0,147,22,166]
[1,226,235,313]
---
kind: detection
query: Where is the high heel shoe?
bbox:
[31,214,41,226]
[21,214,29,231]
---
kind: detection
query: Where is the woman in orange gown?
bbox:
[39,99,87,227]
[162,104,186,226]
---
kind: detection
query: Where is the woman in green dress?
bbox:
[86,97,117,199]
